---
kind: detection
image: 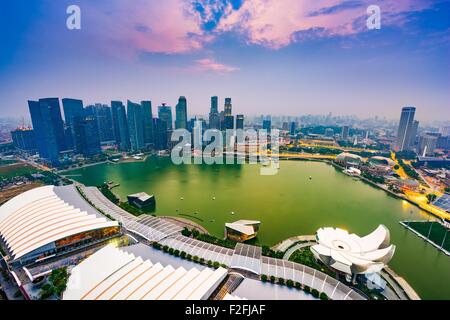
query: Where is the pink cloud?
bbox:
[216,0,435,49]
[84,0,209,56]
[81,0,436,56]
[193,58,240,73]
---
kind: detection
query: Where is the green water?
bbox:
[65,157,450,299]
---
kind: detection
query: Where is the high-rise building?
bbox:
[324,128,334,138]
[62,98,84,150]
[395,107,416,151]
[209,96,220,130]
[85,104,115,143]
[127,100,145,151]
[418,134,438,157]
[440,126,450,137]
[224,98,232,116]
[236,114,244,130]
[341,125,350,140]
[224,115,234,130]
[158,104,173,131]
[72,115,102,157]
[175,96,188,130]
[263,118,272,133]
[11,127,36,153]
[409,120,419,149]
[141,101,153,145]
[290,122,297,136]
[153,118,168,150]
[111,101,130,151]
[28,98,66,164]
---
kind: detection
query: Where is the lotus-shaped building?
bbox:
[311,225,395,275]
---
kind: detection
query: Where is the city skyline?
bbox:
[0,1,449,120]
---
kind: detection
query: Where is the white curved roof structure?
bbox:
[225,220,260,236]
[0,185,118,260]
[311,225,395,275]
[63,245,228,300]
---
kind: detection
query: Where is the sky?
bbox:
[0,0,449,122]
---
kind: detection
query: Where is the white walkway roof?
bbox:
[63,245,228,300]
[0,185,118,260]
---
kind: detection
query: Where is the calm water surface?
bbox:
[65,157,450,299]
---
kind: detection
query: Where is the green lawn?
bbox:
[0,163,38,179]
[406,221,450,252]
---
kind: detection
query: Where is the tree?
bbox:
[261,275,268,282]
[394,165,400,170]
[270,276,276,283]
[303,285,311,293]
[174,249,180,257]
[286,279,294,287]
[181,227,192,237]
[320,292,329,300]
[180,251,186,258]
[311,288,320,298]
[213,262,220,269]
[427,194,437,203]
[278,278,285,285]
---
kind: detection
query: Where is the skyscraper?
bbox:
[72,115,102,157]
[209,96,220,130]
[224,98,232,116]
[418,134,438,157]
[158,104,173,131]
[153,118,168,150]
[127,100,145,152]
[28,98,65,164]
[141,101,153,145]
[175,96,188,130]
[85,104,115,143]
[62,98,84,150]
[40,98,66,151]
[341,125,350,140]
[224,115,234,130]
[263,118,272,133]
[236,114,244,130]
[290,122,297,137]
[395,107,416,152]
[111,101,130,151]
[11,127,36,153]
[409,120,419,150]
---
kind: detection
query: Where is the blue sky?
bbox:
[0,0,449,121]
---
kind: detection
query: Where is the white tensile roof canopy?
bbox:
[0,185,118,260]
[63,245,228,300]
[311,225,396,275]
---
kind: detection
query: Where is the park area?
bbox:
[0,162,38,179]
[403,221,450,253]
